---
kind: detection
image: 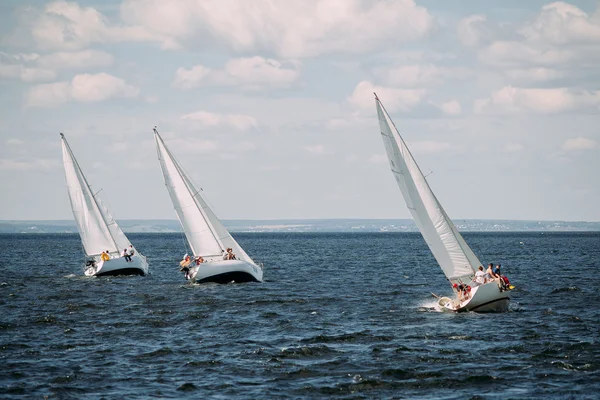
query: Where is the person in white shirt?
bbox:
[122,248,131,262]
[475,266,486,285]
[128,245,135,258]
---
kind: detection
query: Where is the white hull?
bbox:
[438,281,510,313]
[85,254,149,277]
[185,259,263,284]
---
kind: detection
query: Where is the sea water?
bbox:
[0,232,599,399]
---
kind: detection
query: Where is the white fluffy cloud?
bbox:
[173,57,300,90]
[411,141,461,154]
[0,158,59,171]
[120,0,434,57]
[159,137,219,155]
[180,111,257,131]
[349,81,426,112]
[457,14,489,47]
[562,137,598,151]
[519,2,600,45]
[503,68,564,83]
[304,144,326,155]
[0,50,114,83]
[479,40,577,67]
[0,64,56,83]
[374,64,469,88]
[0,52,56,82]
[35,50,114,70]
[26,73,139,107]
[505,142,525,152]
[440,100,462,116]
[474,86,600,115]
[16,1,175,51]
[478,2,600,69]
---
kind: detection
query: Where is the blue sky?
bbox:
[1,0,599,221]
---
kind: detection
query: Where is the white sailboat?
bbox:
[60,133,149,277]
[373,95,511,312]
[153,128,263,284]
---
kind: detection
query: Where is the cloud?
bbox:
[12,1,176,51]
[173,56,300,90]
[369,153,388,164]
[180,111,257,131]
[0,52,56,82]
[411,141,460,154]
[120,0,434,57]
[0,64,56,83]
[477,3,600,72]
[374,64,469,88]
[505,142,525,152]
[562,137,598,151]
[35,50,114,70]
[304,144,325,155]
[440,100,462,116]
[349,81,427,112]
[0,50,114,83]
[474,86,600,115]
[160,138,218,155]
[457,14,489,47]
[503,68,564,83]
[26,73,139,107]
[519,2,600,45]
[479,40,577,67]
[0,158,59,171]
[172,65,210,90]
[6,139,24,146]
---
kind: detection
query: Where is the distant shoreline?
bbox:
[1,219,598,233]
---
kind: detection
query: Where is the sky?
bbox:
[0,0,599,222]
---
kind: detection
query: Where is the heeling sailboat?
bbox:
[60,133,149,276]
[373,95,511,312]
[153,128,263,284]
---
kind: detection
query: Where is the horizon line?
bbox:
[1,217,599,223]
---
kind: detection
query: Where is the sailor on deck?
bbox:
[475,266,486,285]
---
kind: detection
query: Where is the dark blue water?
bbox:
[0,232,599,399]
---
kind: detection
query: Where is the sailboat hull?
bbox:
[438,281,510,313]
[187,259,263,284]
[86,255,149,277]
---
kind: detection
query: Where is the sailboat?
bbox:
[373,94,511,312]
[153,128,263,284]
[60,133,149,277]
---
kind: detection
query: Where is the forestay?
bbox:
[375,97,480,280]
[61,134,131,257]
[154,129,253,263]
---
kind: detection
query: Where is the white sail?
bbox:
[96,196,134,254]
[154,129,254,263]
[60,134,131,257]
[375,97,481,280]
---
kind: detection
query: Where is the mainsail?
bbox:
[60,133,132,257]
[154,129,253,263]
[375,96,481,281]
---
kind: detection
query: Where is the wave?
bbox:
[278,345,338,359]
[551,286,581,294]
